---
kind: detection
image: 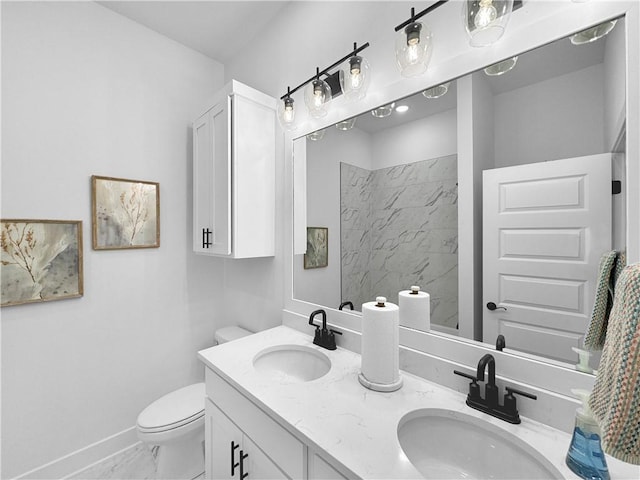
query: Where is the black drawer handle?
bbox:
[231,441,239,476]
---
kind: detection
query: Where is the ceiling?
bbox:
[98,1,290,64]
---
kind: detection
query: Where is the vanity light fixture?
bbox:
[340,43,371,101]
[371,103,395,118]
[570,20,617,45]
[423,82,451,99]
[305,68,333,119]
[335,118,356,131]
[484,56,518,75]
[278,87,296,130]
[307,129,326,141]
[463,0,514,47]
[394,4,446,77]
[395,105,410,113]
[280,42,370,124]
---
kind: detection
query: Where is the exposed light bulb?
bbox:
[278,95,296,131]
[474,0,497,29]
[395,21,432,77]
[340,54,370,101]
[305,76,332,118]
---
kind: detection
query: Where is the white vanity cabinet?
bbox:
[206,400,286,480]
[192,80,275,258]
[204,369,305,480]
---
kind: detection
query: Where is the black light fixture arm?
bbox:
[394,1,449,32]
[280,42,370,100]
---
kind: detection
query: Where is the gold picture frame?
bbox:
[304,227,328,269]
[91,175,160,250]
[1,219,84,307]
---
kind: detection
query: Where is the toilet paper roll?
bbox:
[359,297,402,391]
[399,286,431,331]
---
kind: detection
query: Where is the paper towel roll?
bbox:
[399,286,431,331]
[359,296,402,391]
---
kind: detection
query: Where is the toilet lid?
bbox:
[137,383,205,432]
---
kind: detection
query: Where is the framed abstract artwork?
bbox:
[91,175,160,250]
[304,227,328,269]
[1,219,84,307]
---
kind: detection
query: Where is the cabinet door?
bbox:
[240,436,288,480]
[193,99,231,256]
[308,451,349,480]
[206,399,242,480]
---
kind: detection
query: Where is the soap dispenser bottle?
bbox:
[565,389,609,480]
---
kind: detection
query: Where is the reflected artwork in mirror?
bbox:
[293,16,627,371]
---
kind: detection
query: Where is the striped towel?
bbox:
[589,262,640,464]
[584,251,626,350]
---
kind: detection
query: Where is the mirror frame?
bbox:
[283,1,640,397]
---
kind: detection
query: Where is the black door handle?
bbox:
[486,302,507,311]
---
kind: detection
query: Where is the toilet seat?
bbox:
[137,383,205,433]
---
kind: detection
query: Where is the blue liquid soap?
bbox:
[565,426,610,480]
[565,389,609,480]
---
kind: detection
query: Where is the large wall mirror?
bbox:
[292,13,629,373]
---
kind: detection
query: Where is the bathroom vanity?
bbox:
[198,326,638,479]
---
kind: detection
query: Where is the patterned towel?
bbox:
[589,262,640,464]
[584,251,626,350]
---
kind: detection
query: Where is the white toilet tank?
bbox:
[215,326,252,344]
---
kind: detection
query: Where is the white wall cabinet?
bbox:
[193,80,275,258]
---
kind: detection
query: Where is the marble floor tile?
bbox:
[68,443,157,480]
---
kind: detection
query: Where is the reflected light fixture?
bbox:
[307,129,326,141]
[463,0,514,47]
[423,82,451,99]
[336,118,357,131]
[340,43,371,101]
[278,87,296,130]
[571,20,617,45]
[395,105,409,113]
[371,103,395,118]
[394,7,434,77]
[484,56,518,76]
[305,68,332,118]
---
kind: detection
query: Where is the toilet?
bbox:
[136,326,252,479]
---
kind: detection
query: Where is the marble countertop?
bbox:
[198,325,638,479]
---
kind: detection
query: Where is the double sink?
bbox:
[250,343,562,479]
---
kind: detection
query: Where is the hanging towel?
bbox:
[589,262,640,465]
[584,251,626,349]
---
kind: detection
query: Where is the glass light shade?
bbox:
[423,82,451,99]
[304,77,332,118]
[395,21,432,77]
[307,129,326,141]
[371,103,395,118]
[571,20,617,45]
[339,55,371,101]
[335,118,356,131]
[278,97,296,131]
[484,56,518,76]
[463,0,514,47]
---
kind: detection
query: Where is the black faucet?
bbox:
[309,309,342,350]
[338,301,354,311]
[454,354,537,424]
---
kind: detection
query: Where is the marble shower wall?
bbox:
[341,155,458,329]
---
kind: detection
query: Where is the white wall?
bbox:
[1,2,224,477]
[372,109,457,169]
[604,17,626,150]
[493,64,605,167]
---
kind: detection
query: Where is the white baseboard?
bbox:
[14,427,138,480]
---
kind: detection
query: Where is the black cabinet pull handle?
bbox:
[231,441,239,476]
[487,302,507,311]
[202,228,213,248]
[240,450,249,479]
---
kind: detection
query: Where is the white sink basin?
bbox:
[397,408,563,479]
[252,344,331,382]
